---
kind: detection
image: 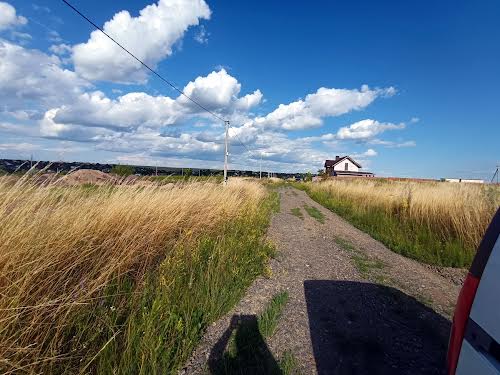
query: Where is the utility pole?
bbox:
[259,153,262,179]
[223,120,229,185]
[492,165,499,184]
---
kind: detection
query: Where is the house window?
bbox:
[345,162,348,171]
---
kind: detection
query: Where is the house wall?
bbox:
[333,159,359,172]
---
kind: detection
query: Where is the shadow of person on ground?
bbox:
[208,314,282,375]
[304,280,451,375]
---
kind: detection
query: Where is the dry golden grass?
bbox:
[0,176,266,373]
[302,178,500,266]
[316,179,498,247]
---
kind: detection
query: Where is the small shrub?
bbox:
[111,164,134,176]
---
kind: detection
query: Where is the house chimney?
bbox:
[335,155,340,160]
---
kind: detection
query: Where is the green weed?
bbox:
[279,350,301,375]
[303,205,325,224]
[42,193,278,374]
[290,207,303,219]
[258,291,289,338]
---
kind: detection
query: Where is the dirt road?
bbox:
[183,187,463,374]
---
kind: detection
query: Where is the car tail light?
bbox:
[447,272,480,375]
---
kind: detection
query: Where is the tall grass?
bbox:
[0,176,277,374]
[297,179,499,267]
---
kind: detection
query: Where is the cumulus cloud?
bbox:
[361,148,377,157]
[235,90,263,111]
[0,40,90,111]
[52,91,181,131]
[40,108,115,141]
[72,0,211,83]
[93,128,223,161]
[336,119,405,140]
[180,69,241,111]
[43,69,263,136]
[0,31,410,172]
[0,2,27,31]
[251,86,395,130]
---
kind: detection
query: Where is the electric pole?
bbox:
[259,153,262,179]
[224,120,229,185]
[492,165,499,184]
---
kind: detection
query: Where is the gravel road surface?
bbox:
[182,187,463,374]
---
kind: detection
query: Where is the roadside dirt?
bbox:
[182,187,462,374]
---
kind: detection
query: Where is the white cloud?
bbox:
[94,128,223,161]
[254,100,321,130]
[180,69,241,111]
[361,148,377,157]
[0,121,38,136]
[193,25,209,44]
[251,86,395,130]
[72,0,211,83]
[40,108,114,141]
[47,30,63,43]
[0,4,418,175]
[10,31,31,41]
[49,43,72,55]
[52,91,182,131]
[369,139,416,148]
[235,90,263,111]
[0,142,39,152]
[0,40,90,111]
[0,2,27,31]
[336,119,405,140]
[44,69,262,135]
[32,4,51,13]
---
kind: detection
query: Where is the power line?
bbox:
[61,0,266,174]
[60,0,226,123]
[228,127,253,154]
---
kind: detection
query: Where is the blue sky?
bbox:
[0,0,498,179]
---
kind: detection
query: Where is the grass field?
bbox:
[0,176,278,374]
[296,179,500,268]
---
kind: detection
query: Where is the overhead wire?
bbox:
[61,0,263,169]
[61,0,225,123]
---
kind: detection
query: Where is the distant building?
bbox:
[324,156,374,177]
[444,178,484,184]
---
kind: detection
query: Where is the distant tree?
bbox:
[304,172,313,182]
[111,164,134,176]
[184,168,193,178]
[317,169,327,179]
